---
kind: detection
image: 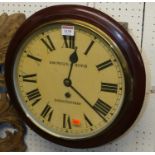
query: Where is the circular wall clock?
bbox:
[5,5,146,148]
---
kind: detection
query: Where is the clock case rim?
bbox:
[5,5,146,148]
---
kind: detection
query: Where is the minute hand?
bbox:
[70,85,107,122]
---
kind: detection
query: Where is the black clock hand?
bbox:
[70,85,91,107]
[70,84,107,122]
[67,47,78,80]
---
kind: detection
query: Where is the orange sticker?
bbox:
[72,119,81,126]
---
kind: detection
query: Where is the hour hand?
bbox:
[67,47,78,79]
[69,47,78,64]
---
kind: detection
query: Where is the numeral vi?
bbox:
[63,114,72,129]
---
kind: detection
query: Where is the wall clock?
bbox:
[5,5,146,148]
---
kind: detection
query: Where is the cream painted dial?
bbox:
[13,20,125,139]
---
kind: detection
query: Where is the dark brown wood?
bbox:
[5,5,146,148]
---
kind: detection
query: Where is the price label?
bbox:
[61,25,74,36]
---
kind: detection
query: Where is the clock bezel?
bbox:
[5,5,146,148]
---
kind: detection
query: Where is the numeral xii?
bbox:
[63,36,75,49]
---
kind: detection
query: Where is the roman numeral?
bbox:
[26,88,41,100]
[41,104,53,122]
[93,99,111,117]
[63,114,72,129]
[84,114,93,127]
[96,60,113,71]
[62,36,75,49]
[22,74,37,83]
[84,40,95,55]
[101,83,118,93]
[27,54,42,62]
[26,88,41,106]
[41,35,55,51]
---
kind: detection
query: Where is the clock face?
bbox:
[13,20,125,139]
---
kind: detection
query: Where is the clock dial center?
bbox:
[63,78,72,87]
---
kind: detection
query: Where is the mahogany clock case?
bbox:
[5,5,146,148]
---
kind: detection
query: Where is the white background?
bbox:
[0,2,155,152]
